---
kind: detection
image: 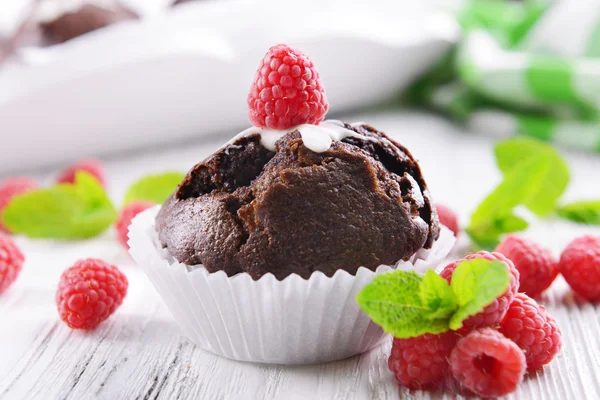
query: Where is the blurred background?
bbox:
[0,0,598,174]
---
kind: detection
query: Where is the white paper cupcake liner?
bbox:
[129,206,455,364]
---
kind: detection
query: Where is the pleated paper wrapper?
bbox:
[128,206,455,365]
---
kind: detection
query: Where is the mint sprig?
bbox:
[124,172,185,205]
[1,172,116,239]
[557,200,600,225]
[356,259,509,338]
[467,138,570,249]
[356,271,449,338]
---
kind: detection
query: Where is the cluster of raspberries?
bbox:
[388,229,600,397]
[0,159,155,330]
[413,205,596,397]
[388,246,570,398]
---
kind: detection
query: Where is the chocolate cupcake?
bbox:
[129,44,454,364]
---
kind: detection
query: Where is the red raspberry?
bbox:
[57,159,106,188]
[495,235,558,298]
[0,235,25,295]
[435,203,459,236]
[440,251,519,332]
[116,200,154,249]
[450,327,526,397]
[560,235,600,301]
[499,293,562,370]
[247,44,328,129]
[0,177,38,233]
[56,258,128,329]
[388,331,460,390]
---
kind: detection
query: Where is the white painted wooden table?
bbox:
[1,110,600,400]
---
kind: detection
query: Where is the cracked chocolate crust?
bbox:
[156,122,440,280]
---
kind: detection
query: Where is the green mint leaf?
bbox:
[124,172,185,205]
[356,271,449,338]
[494,137,546,175]
[494,138,570,216]
[557,200,600,225]
[449,259,510,330]
[467,138,569,249]
[420,269,457,320]
[358,262,511,337]
[2,172,116,239]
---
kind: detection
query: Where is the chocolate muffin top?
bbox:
[156,121,439,280]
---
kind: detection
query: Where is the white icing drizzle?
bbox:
[225,120,377,153]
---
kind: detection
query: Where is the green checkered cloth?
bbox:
[411,0,600,152]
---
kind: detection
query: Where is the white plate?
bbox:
[0,0,458,173]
